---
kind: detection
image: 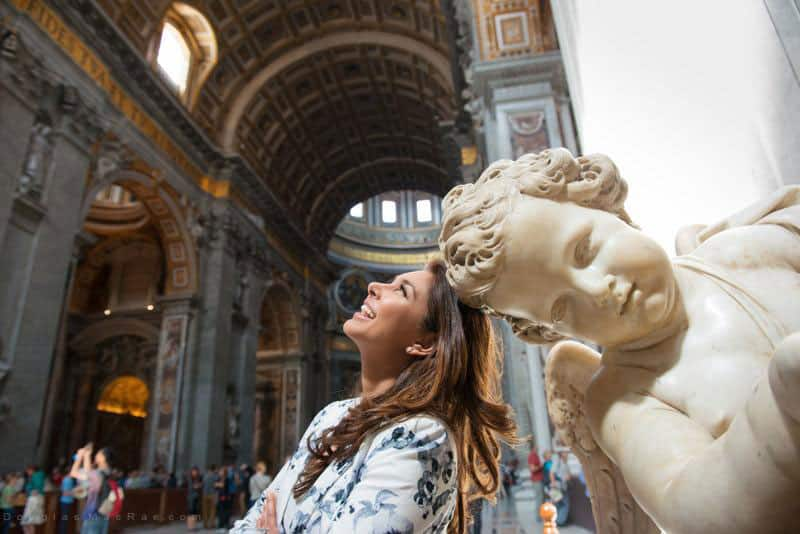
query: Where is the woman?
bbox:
[20,466,45,534]
[69,444,113,534]
[233,261,517,533]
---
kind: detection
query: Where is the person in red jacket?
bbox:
[528,444,544,511]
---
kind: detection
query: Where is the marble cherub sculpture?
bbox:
[439,148,800,534]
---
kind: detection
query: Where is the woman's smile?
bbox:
[354,301,377,321]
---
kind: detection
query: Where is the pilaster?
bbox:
[145,296,196,471]
[182,201,240,469]
[0,76,101,472]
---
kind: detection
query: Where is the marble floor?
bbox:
[122,480,594,534]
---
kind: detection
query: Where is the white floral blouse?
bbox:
[231,398,458,533]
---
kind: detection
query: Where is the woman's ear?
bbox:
[405,337,436,358]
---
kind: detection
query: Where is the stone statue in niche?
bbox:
[439,148,800,534]
[224,385,241,452]
[18,118,52,196]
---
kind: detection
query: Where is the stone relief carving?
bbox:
[97,335,157,379]
[440,148,800,533]
[0,28,19,59]
[93,137,134,182]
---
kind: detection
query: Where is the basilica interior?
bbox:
[3,1,799,533]
[0,0,569,478]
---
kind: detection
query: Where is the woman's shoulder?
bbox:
[369,415,456,457]
[313,397,359,422]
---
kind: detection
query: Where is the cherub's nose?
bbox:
[575,273,616,306]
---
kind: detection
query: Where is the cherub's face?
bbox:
[485,195,678,347]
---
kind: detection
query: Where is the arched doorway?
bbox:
[95,376,149,472]
[43,166,196,470]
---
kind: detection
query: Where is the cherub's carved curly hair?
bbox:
[439,148,633,343]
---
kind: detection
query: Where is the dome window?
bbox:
[349,202,364,219]
[381,200,397,224]
[416,199,432,223]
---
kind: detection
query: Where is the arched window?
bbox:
[152,3,217,108]
[157,22,191,93]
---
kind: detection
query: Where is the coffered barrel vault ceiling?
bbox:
[95,0,461,248]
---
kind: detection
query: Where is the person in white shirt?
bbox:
[247,462,272,509]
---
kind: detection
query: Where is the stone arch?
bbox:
[220,31,455,152]
[81,168,198,296]
[307,157,455,246]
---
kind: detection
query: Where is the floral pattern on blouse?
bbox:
[231,399,457,533]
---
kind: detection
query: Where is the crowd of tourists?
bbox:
[0,445,273,534]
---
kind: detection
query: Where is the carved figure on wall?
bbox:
[18,119,52,195]
[439,148,800,533]
[0,29,19,59]
[225,385,241,451]
[234,269,249,311]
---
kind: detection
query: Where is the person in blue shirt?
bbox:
[542,450,553,491]
[58,471,76,534]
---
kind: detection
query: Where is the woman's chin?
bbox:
[342,317,361,338]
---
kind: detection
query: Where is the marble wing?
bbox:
[544,341,660,534]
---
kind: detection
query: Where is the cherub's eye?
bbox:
[550,296,568,324]
[574,233,595,268]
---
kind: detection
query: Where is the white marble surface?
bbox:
[440,149,800,533]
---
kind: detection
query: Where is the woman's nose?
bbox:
[367,281,380,297]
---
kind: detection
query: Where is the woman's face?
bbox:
[486,196,678,347]
[344,269,435,358]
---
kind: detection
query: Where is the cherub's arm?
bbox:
[676,185,800,255]
[589,334,800,534]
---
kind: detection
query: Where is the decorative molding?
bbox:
[328,239,441,266]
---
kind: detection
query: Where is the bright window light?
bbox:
[416,199,432,222]
[157,23,191,93]
[381,200,397,223]
[349,202,364,218]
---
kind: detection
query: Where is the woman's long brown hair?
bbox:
[292,260,518,532]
